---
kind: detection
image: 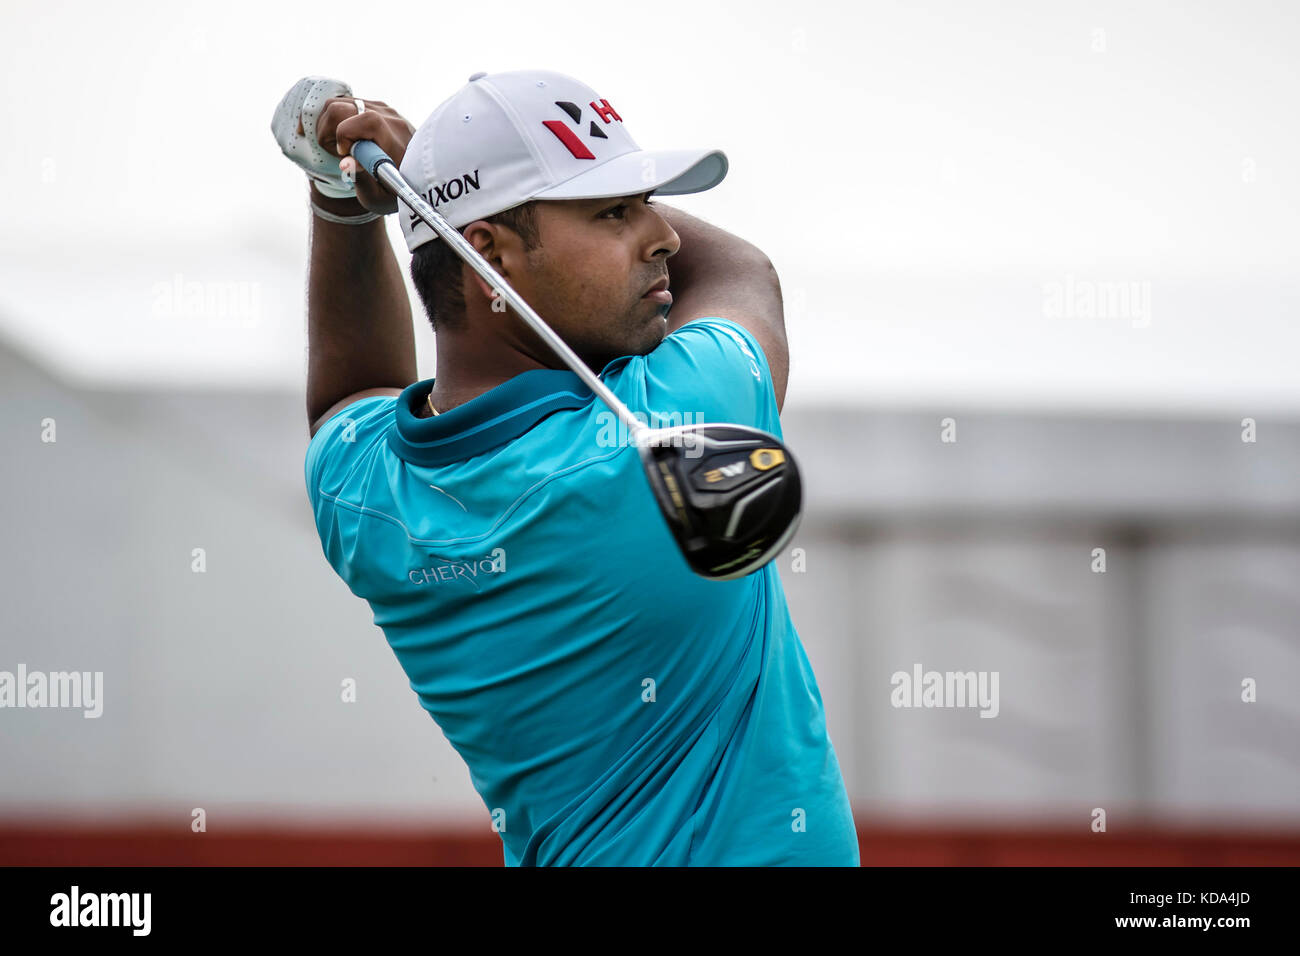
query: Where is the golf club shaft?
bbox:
[352,140,649,439]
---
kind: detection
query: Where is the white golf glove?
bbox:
[271,76,357,198]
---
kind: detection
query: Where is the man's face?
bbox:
[511,191,681,371]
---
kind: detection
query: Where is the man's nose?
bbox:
[647,218,680,260]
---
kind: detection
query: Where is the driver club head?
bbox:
[635,423,803,581]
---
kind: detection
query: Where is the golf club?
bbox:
[350,139,803,580]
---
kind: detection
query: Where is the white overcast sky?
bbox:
[0,0,1297,413]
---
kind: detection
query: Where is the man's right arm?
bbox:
[307,183,411,437]
[655,204,789,412]
[299,97,417,437]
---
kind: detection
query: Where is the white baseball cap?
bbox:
[398,69,728,252]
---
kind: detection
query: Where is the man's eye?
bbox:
[601,196,655,219]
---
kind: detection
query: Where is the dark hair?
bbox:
[409,201,542,331]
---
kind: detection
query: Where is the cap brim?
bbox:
[531,148,728,201]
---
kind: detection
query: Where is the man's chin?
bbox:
[639,311,669,353]
[583,309,668,368]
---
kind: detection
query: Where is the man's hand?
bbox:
[305,97,416,215]
[271,77,359,198]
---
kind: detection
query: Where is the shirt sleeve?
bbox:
[640,317,783,438]
[304,395,399,510]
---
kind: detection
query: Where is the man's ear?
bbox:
[463,221,531,305]
[460,221,503,301]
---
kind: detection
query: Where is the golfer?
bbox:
[272,70,859,866]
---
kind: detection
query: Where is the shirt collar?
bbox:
[389,359,629,466]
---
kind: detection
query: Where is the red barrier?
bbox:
[2,820,1298,866]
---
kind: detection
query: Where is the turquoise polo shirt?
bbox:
[305,317,858,866]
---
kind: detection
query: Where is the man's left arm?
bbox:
[653,203,788,413]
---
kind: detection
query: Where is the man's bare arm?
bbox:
[294,97,420,436]
[306,184,414,436]
[655,204,789,412]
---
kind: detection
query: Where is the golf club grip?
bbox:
[350,139,392,178]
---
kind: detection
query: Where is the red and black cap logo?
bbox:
[542,99,623,159]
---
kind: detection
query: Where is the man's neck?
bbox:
[417,339,551,419]
[418,379,500,419]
